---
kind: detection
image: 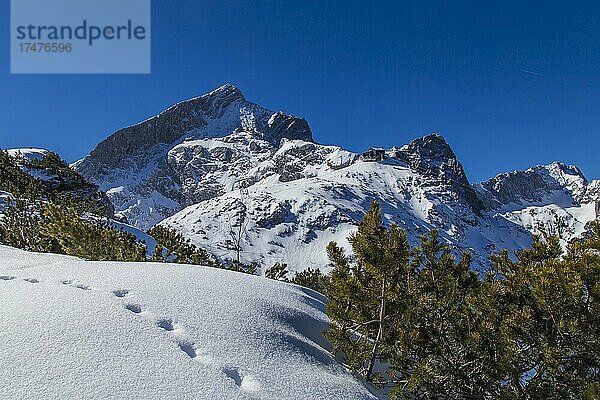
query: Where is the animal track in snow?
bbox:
[125,304,142,314]
[61,280,91,290]
[178,341,198,358]
[24,278,41,283]
[112,289,130,298]
[157,319,174,331]
[0,275,16,281]
[116,297,210,366]
[153,318,206,361]
[222,366,243,386]
[222,367,261,393]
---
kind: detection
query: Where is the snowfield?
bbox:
[5,148,51,161]
[0,245,376,400]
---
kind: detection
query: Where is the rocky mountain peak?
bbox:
[393,133,466,181]
[195,83,246,118]
[265,112,313,144]
[476,161,590,211]
[403,133,454,159]
[76,84,312,176]
[546,161,587,183]
[390,133,483,213]
[208,83,245,100]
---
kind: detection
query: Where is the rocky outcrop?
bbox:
[476,162,588,211]
[390,134,484,213]
[265,112,312,144]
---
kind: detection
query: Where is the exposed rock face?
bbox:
[476,162,588,211]
[389,134,483,213]
[76,84,312,173]
[81,85,239,171]
[581,179,600,204]
[392,134,466,181]
[265,112,313,144]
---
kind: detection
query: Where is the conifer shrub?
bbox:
[325,201,600,399]
[147,225,222,268]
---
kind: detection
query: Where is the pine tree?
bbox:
[0,149,41,198]
[0,198,50,252]
[265,262,289,281]
[489,228,600,399]
[325,201,411,382]
[147,225,217,267]
[390,231,492,399]
[291,267,327,293]
[325,201,600,398]
[40,202,146,261]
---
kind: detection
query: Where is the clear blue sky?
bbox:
[1,0,599,182]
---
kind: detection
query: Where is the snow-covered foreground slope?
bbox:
[0,246,376,400]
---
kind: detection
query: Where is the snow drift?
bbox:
[0,245,376,399]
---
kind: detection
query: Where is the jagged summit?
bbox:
[476,161,590,211]
[389,133,483,213]
[393,133,464,178]
[546,161,587,182]
[207,83,244,98]
[77,84,313,174]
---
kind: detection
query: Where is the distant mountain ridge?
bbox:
[74,84,599,271]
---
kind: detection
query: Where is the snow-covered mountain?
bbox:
[74,84,312,228]
[0,245,376,400]
[476,162,600,249]
[75,84,599,271]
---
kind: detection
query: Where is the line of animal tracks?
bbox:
[0,275,260,396]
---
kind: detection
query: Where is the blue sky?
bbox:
[1,0,599,182]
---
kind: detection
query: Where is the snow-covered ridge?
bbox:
[0,245,376,400]
[6,148,51,161]
[476,161,589,212]
[77,83,312,172]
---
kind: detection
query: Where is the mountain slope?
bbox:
[161,137,553,270]
[476,162,599,249]
[0,245,376,400]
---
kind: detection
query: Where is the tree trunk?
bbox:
[366,277,386,380]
